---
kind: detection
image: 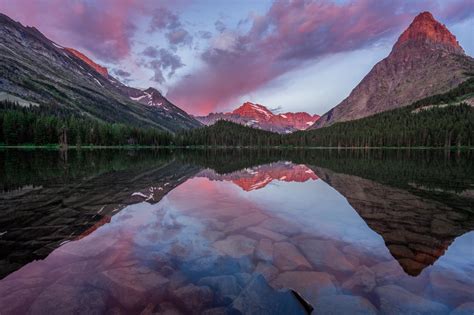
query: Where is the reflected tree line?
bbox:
[1,149,473,207]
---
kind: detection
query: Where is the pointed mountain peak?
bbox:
[65,48,109,77]
[232,102,274,121]
[393,11,464,54]
[143,87,163,96]
[232,102,273,117]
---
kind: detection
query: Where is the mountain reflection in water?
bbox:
[0,149,473,314]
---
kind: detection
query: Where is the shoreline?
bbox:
[1,145,473,150]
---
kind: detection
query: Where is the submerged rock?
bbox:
[29,283,107,315]
[100,266,169,309]
[213,235,257,258]
[198,275,241,299]
[313,295,377,315]
[255,238,273,262]
[254,262,279,282]
[271,271,338,306]
[246,226,287,242]
[430,268,474,305]
[342,266,376,293]
[259,218,301,236]
[298,239,355,273]
[174,284,214,312]
[232,274,309,315]
[450,302,474,315]
[375,285,449,315]
[273,242,311,271]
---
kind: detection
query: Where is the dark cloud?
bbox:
[215,20,226,32]
[142,46,159,58]
[147,49,184,83]
[148,6,192,47]
[198,30,213,39]
[149,7,181,32]
[113,69,131,78]
[166,28,193,46]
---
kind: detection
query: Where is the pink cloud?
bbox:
[167,0,473,115]
[0,0,187,62]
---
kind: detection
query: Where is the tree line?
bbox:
[0,100,173,146]
[1,77,473,147]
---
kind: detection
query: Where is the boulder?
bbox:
[213,235,257,258]
[174,284,214,312]
[260,218,301,236]
[198,275,241,299]
[255,238,273,262]
[246,226,286,242]
[100,266,169,309]
[271,271,339,306]
[225,213,268,233]
[430,268,474,305]
[29,283,107,315]
[313,295,377,315]
[342,266,376,293]
[375,285,449,315]
[254,262,279,282]
[450,302,474,315]
[273,242,311,271]
[232,274,308,315]
[298,239,355,273]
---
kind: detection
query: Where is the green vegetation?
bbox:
[0,101,173,146]
[179,78,474,148]
[1,78,473,148]
[2,148,472,212]
[290,77,474,148]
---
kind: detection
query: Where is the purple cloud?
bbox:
[142,46,159,58]
[167,0,474,115]
[147,49,184,83]
[113,69,131,78]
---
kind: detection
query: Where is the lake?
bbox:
[0,149,473,314]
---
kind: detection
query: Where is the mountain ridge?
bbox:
[0,12,201,132]
[196,102,320,134]
[311,11,474,129]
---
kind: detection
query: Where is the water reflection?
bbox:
[0,149,473,314]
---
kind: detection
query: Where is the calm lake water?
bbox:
[0,149,473,314]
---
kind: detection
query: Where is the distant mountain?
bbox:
[311,12,474,129]
[199,162,318,191]
[196,102,319,133]
[0,13,201,132]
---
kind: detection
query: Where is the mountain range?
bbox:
[0,13,201,133]
[199,162,318,191]
[311,12,474,128]
[0,11,473,137]
[195,102,320,134]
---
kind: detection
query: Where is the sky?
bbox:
[0,0,473,115]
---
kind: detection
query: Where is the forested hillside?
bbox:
[179,77,474,148]
[0,101,173,146]
[1,78,473,147]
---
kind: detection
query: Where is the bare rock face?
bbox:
[195,102,320,134]
[375,285,449,315]
[0,13,201,132]
[312,12,474,128]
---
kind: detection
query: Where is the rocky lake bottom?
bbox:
[0,149,473,314]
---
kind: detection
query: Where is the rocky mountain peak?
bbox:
[393,11,464,54]
[232,102,273,118]
[65,48,109,77]
[143,87,162,97]
[311,11,473,129]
